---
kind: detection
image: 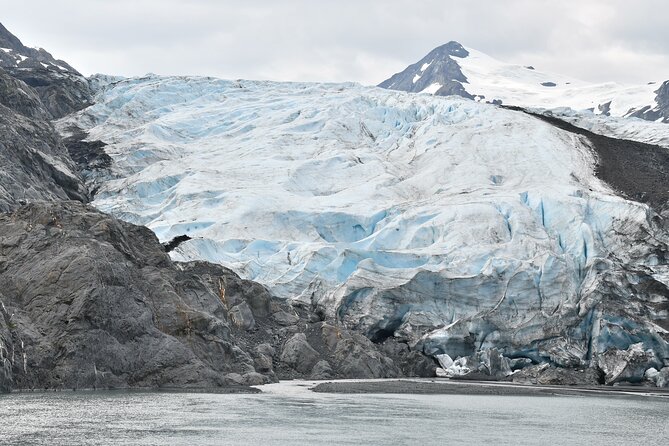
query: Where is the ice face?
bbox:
[60,75,669,367]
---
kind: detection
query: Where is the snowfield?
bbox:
[381,41,667,125]
[456,47,659,118]
[60,75,669,366]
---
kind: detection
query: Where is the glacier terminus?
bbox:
[60,74,669,385]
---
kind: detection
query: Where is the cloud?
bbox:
[0,0,667,84]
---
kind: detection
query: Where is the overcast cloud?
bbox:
[2,0,668,85]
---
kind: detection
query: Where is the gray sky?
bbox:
[2,0,668,85]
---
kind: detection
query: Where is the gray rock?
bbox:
[273,310,300,326]
[254,353,273,373]
[0,202,282,391]
[221,276,272,319]
[509,358,534,371]
[630,80,669,123]
[255,343,275,357]
[0,70,88,212]
[229,302,256,330]
[319,323,342,352]
[280,333,320,374]
[309,360,334,380]
[0,23,91,119]
[334,336,400,379]
[400,350,438,377]
[224,373,244,386]
[277,325,300,337]
[242,372,270,386]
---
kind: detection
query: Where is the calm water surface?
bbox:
[0,381,667,445]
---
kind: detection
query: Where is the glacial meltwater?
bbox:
[1,381,667,445]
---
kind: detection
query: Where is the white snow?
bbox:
[421,82,442,94]
[420,62,431,72]
[59,75,659,347]
[455,47,659,118]
[0,47,12,53]
[412,74,421,84]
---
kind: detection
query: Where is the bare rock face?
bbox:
[0,202,434,392]
[0,202,251,390]
[229,302,256,330]
[309,360,334,380]
[0,70,88,212]
[630,81,669,123]
[378,41,473,99]
[280,333,320,374]
[0,22,91,119]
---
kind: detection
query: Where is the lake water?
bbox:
[1,381,667,445]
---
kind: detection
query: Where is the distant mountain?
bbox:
[0,22,90,118]
[0,22,78,73]
[379,41,669,123]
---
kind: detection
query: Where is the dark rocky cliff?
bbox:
[0,69,88,212]
[0,202,433,392]
[0,22,91,119]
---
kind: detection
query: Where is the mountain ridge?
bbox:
[380,42,669,123]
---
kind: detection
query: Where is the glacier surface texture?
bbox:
[61,76,669,375]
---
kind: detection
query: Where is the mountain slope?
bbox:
[0,67,88,211]
[380,42,669,123]
[0,22,91,118]
[61,75,669,384]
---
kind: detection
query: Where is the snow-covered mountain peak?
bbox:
[0,22,77,73]
[0,22,91,118]
[425,41,469,59]
[379,41,471,97]
[380,42,669,123]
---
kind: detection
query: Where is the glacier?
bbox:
[59,75,669,379]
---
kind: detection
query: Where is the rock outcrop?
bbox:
[630,81,669,124]
[0,69,88,212]
[0,22,91,119]
[378,41,473,98]
[0,201,429,392]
